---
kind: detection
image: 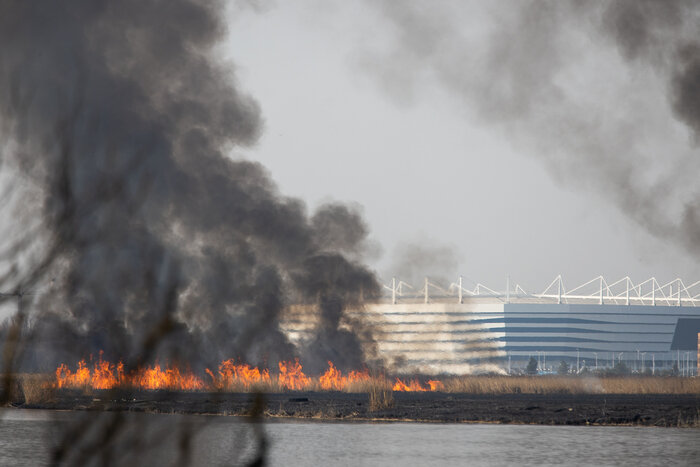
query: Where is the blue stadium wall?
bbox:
[501,303,700,369]
[283,301,700,374]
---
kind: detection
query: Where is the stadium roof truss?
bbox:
[382,275,700,306]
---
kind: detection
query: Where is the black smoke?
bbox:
[0,0,379,373]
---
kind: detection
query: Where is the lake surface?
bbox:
[1,408,699,466]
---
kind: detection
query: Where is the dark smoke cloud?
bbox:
[601,0,684,62]
[0,0,379,372]
[672,44,700,138]
[387,239,460,288]
[361,0,700,262]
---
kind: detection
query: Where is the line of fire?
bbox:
[45,274,700,396]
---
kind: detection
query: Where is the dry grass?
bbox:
[17,374,56,404]
[368,382,395,411]
[443,375,700,395]
[46,370,700,396]
[343,377,388,394]
[211,379,282,393]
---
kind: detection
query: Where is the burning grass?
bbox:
[49,355,700,396]
[52,356,395,393]
[55,354,205,391]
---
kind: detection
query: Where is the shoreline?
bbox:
[9,390,700,427]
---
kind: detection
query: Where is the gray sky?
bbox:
[221,1,700,291]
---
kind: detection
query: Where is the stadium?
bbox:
[283,276,700,376]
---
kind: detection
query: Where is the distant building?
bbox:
[283,276,700,375]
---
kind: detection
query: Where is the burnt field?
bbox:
[11,390,700,427]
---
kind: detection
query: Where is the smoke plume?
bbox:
[362,0,700,260]
[387,239,460,287]
[0,0,379,372]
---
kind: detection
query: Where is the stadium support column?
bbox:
[697,333,699,376]
[557,276,561,304]
[424,277,429,304]
[458,276,463,304]
[506,275,510,304]
[392,277,396,305]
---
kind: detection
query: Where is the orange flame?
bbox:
[54,354,438,394]
[278,358,310,390]
[392,377,439,392]
[206,360,271,390]
[427,380,445,391]
[348,368,371,384]
[55,352,123,389]
[55,356,203,391]
[56,360,90,388]
[129,362,204,391]
[319,362,372,391]
[320,361,346,390]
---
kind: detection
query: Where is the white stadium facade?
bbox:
[283,276,700,375]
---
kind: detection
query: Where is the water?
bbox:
[1,408,698,466]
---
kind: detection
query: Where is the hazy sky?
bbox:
[221,1,700,291]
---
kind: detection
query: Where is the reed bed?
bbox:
[10,374,56,404]
[21,371,700,396]
[368,383,395,411]
[210,376,393,394]
[46,372,395,394]
[442,375,700,395]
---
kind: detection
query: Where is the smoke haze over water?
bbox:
[0,0,379,372]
